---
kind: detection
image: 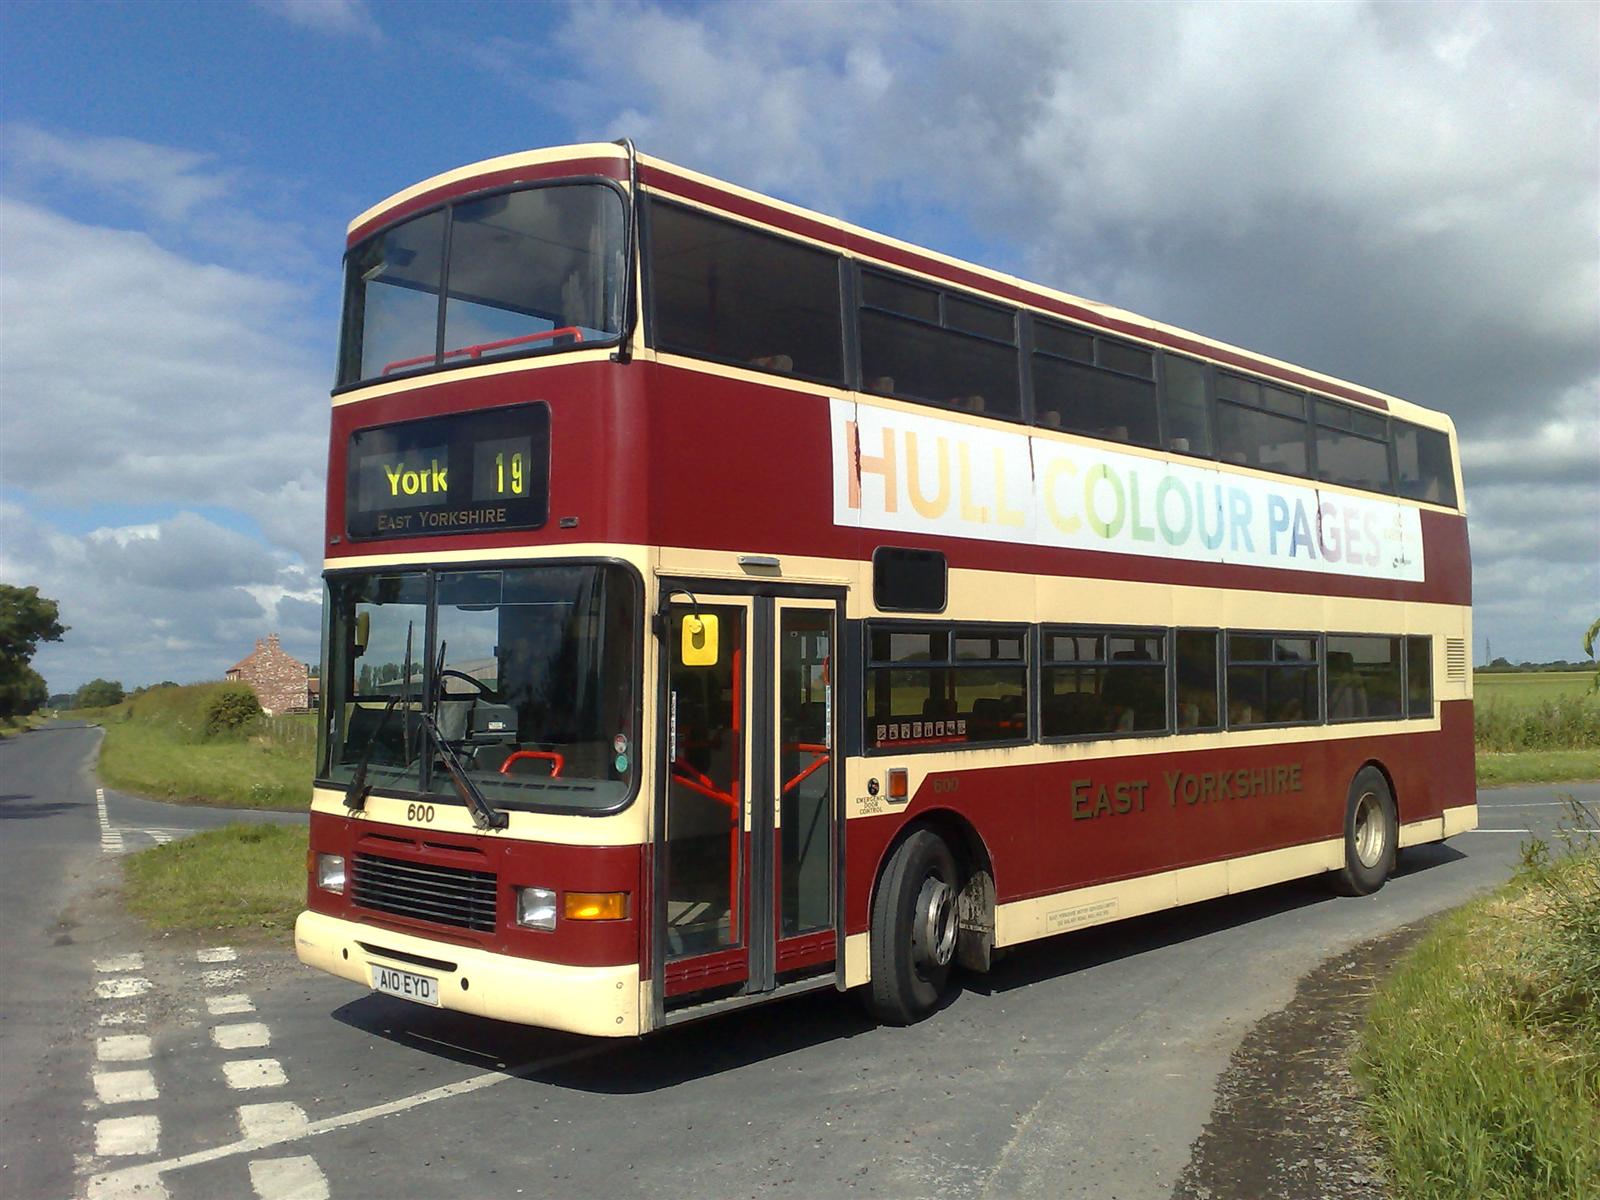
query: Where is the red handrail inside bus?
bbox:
[782,742,830,796]
[381,326,585,376]
[499,749,565,778]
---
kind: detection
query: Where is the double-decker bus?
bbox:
[295,141,1475,1035]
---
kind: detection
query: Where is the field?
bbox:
[123,823,308,934]
[1474,672,1600,787]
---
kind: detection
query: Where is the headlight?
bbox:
[516,886,557,931]
[316,853,346,893]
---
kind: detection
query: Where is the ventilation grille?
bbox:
[1446,638,1468,681]
[352,853,497,933]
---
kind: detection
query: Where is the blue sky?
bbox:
[2,0,1596,692]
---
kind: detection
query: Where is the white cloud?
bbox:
[4,125,232,223]
[480,0,1598,662]
[0,198,328,566]
[0,504,320,693]
[255,0,382,44]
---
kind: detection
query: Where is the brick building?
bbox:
[225,634,312,715]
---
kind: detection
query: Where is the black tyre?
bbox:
[865,829,961,1024]
[1333,766,1397,896]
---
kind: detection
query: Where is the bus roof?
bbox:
[348,141,1454,436]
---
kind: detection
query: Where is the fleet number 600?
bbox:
[407,803,435,823]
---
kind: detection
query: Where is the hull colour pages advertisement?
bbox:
[830,398,1425,582]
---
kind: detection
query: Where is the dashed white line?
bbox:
[95,978,152,1001]
[95,788,124,856]
[247,1155,330,1200]
[96,1035,153,1063]
[98,1010,147,1027]
[212,1023,271,1051]
[197,946,238,964]
[93,1070,159,1105]
[237,1102,309,1140]
[206,993,256,1016]
[95,1115,160,1157]
[202,968,245,989]
[1460,828,1532,835]
[223,1059,288,1090]
[95,954,145,974]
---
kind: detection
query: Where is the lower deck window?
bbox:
[1226,634,1319,726]
[1041,628,1166,738]
[1326,635,1403,721]
[867,626,1027,748]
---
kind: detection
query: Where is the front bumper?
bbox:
[294,910,642,1037]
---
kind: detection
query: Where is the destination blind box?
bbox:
[345,402,551,539]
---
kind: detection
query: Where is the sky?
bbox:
[0,0,1595,694]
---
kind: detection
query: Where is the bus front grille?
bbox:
[351,853,498,933]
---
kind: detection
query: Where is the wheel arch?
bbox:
[1355,757,1400,823]
[867,807,995,925]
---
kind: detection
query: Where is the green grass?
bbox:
[1358,841,1600,1199]
[1476,671,1597,705]
[123,823,308,934]
[1473,672,1599,786]
[1478,750,1600,788]
[89,683,314,810]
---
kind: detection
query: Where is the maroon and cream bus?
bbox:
[295,141,1475,1034]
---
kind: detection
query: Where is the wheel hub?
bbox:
[912,876,958,970]
[1354,791,1386,868]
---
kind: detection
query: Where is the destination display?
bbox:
[346,403,550,538]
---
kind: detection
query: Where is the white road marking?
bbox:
[95,1115,160,1157]
[1480,800,1598,809]
[212,1023,271,1051]
[86,1164,169,1199]
[103,1044,607,1183]
[144,830,173,844]
[247,1155,330,1200]
[202,968,245,989]
[237,1102,309,1140]
[95,954,145,973]
[94,1070,159,1105]
[206,993,256,1016]
[197,946,238,963]
[95,978,152,1001]
[223,1059,288,1090]
[1460,828,1532,835]
[98,1010,147,1027]
[95,788,125,855]
[97,1035,153,1062]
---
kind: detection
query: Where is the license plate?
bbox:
[372,964,440,1007]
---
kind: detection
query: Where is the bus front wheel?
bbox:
[866,829,961,1024]
[1334,767,1397,896]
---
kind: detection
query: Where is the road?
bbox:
[1,721,1592,1200]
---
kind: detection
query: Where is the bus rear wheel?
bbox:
[1334,767,1397,896]
[866,829,961,1025]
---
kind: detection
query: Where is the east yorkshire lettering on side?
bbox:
[829,400,1426,582]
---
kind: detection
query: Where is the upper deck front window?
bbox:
[338,182,627,387]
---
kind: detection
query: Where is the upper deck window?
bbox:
[1031,318,1159,448]
[1394,420,1458,507]
[338,183,626,387]
[1314,398,1393,493]
[1216,371,1310,477]
[859,270,1020,419]
[647,200,844,385]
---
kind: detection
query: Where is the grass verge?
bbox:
[1478,749,1600,788]
[1358,828,1599,1199]
[123,823,308,934]
[87,683,313,810]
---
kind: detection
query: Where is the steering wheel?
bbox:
[438,669,495,698]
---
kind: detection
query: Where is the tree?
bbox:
[74,679,125,709]
[0,584,67,719]
[1586,617,1599,694]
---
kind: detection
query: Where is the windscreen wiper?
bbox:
[344,622,414,812]
[418,640,507,831]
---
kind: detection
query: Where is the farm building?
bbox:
[225,634,313,715]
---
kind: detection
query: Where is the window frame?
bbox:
[335,177,631,394]
[1223,629,1324,730]
[1038,624,1171,743]
[856,266,1022,417]
[642,195,847,388]
[863,619,1032,754]
[1324,632,1406,725]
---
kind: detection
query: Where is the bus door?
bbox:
[657,589,840,1015]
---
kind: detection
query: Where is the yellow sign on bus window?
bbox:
[681,613,719,666]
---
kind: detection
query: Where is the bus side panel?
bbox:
[842,721,1474,941]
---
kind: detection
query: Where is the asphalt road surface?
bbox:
[2,721,1592,1200]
